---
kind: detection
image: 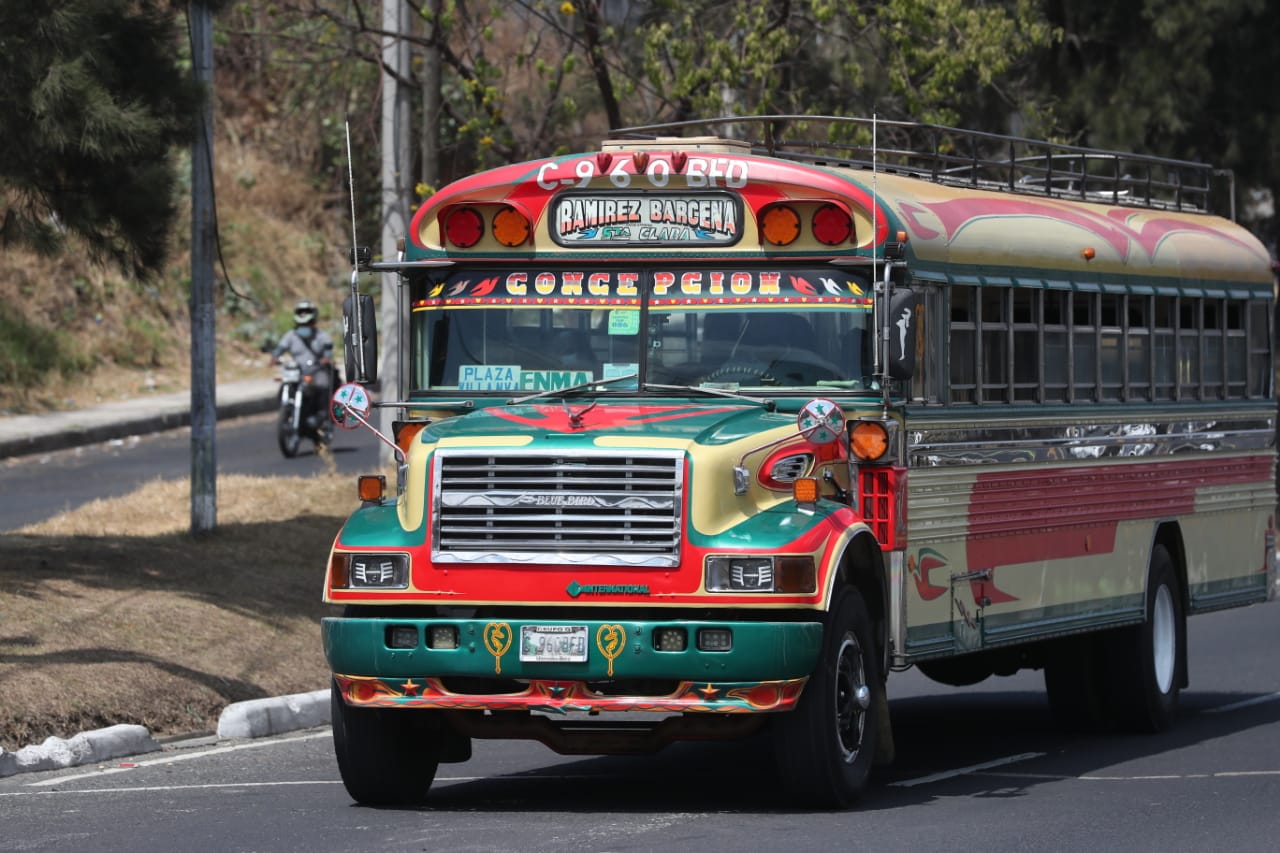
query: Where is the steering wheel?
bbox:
[697,361,778,385]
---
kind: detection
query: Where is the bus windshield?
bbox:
[409,267,877,394]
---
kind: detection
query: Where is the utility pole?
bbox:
[420,0,442,192]
[379,0,410,464]
[190,0,217,533]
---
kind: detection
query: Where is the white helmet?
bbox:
[293,300,318,325]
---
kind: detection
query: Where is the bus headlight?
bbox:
[331,553,410,589]
[705,555,816,593]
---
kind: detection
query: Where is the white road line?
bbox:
[2,781,341,797]
[24,730,332,788]
[889,752,1045,788]
[1201,691,1280,715]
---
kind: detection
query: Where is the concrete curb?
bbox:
[0,379,279,460]
[216,689,331,739]
[0,689,331,779]
[0,725,161,778]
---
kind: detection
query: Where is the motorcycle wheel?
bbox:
[277,405,301,458]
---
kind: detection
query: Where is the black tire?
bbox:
[1106,544,1184,732]
[1044,633,1110,733]
[773,585,881,809]
[331,681,439,806]
[277,406,301,458]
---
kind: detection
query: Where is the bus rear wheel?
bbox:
[1107,544,1184,732]
[1044,544,1184,734]
[331,681,439,806]
[773,585,881,809]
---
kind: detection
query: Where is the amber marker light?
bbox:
[329,552,350,589]
[358,475,386,503]
[761,205,801,246]
[850,421,889,462]
[1081,246,1096,261]
[793,476,820,503]
[492,206,531,247]
[443,207,484,248]
[394,422,427,456]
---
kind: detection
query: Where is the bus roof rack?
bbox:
[609,115,1230,216]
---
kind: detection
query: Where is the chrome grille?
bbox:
[432,450,684,566]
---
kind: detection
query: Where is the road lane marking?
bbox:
[1202,691,1280,714]
[24,730,332,787]
[889,752,1045,788]
[2,781,340,797]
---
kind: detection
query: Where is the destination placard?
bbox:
[550,191,742,247]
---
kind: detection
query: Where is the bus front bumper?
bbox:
[324,616,823,714]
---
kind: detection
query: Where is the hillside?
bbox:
[0,129,352,415]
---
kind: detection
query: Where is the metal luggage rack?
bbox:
[611,115,1227,215]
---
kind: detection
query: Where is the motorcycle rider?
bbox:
[270,300,335,430]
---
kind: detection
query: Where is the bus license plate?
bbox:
[519,625,589,663]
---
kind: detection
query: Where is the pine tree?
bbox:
[0,1,200,277]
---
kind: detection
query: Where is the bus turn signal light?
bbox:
[358,475,386,503]
[761,205,801,246]
[793,477,820,503]
[850,421,889,461]
[492,206,531,247]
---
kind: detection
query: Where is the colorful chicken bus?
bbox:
[323,115,1277,808]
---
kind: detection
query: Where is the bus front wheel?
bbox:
[331,681,439,806]
[773,585,881,809]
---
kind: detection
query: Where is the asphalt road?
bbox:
[0,413,380,532]
[2,602,1278,852]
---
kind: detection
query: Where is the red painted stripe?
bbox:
[965,455,1271,568]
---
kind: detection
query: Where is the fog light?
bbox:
[698,628,733,652]
[387,625,418,649]
[428,625,459,650]
[654,627,687,652]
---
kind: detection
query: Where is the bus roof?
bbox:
[401,116,1273,297]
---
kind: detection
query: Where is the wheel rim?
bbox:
[833,633,870,764]
[1151,583,1176,694]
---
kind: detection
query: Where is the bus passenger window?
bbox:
[948,286,976,403]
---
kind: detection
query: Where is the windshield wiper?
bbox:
[642,383,775,410]
[507,373,638,405]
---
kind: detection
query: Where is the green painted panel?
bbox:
[324,616,823,681]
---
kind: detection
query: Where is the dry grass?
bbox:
[0,474,357,751]
[0,144,350,415]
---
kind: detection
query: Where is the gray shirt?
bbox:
[272,327,334,371]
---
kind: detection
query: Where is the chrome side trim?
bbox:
[908,412,1274,467]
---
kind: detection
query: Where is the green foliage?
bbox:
[1035,0,1278,247]
[0,1,200,277]
[0,306,85,396]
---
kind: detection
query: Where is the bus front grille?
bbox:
[431,451,685,566]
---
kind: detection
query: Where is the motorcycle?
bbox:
[276,357,334,457]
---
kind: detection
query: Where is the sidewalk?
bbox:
[0,378,280,459]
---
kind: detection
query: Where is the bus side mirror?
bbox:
[343,293,378,385]
[886,288,918,382]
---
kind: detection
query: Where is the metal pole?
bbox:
[379,0,410,466]
[190,1,216,533]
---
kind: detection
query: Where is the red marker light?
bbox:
[812,203,853,246]
[444,207,484,248]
